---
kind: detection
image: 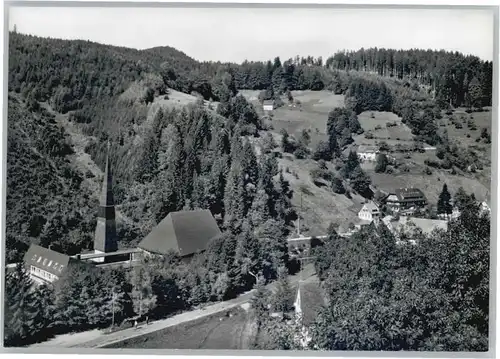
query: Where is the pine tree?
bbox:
[135,129,159,183]
[53,263,91,331]
[280,128,292,153]
[250,189,271,228]
[374,153,388,173]
[437,184,453,215]
[235,226,261,285]
[349,166,371,197]
[331,176,346,194]
[342,150,360,178]
[223,161,246,232]
[271,267,293,313]
[251,276,271,328]
[468,77,482,109]
[4,264,39,346]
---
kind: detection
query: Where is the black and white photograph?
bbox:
[1,2,497,353]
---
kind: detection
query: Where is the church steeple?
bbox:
[94,140,118,256]
[100,141,114,207]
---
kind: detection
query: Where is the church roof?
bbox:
[138,210,221,257]
[294,281,325,326]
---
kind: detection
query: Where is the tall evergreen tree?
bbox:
[437,184,453,215]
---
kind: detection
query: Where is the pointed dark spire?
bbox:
[100,140,114,206]
[94,140,118,255]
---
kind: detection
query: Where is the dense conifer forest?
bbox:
[4,32,491,350]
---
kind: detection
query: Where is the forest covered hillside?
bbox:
[6,32,493,263]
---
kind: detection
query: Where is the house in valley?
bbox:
[383,187,427,214]
[263,100,274,112]
[138,209,221,259]
[356,145,379,162]
[358,201,381,222]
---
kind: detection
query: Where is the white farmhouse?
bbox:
[263,100,274,112]
[358,201,381,222]
[356,145,379,162]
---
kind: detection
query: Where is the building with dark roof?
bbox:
[384,187,427,213]
[24,244,76,285]
[138,209,221,257]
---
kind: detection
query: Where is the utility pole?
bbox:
[297,192,303,237]
[139,290,143,317]
[111,291,115,328]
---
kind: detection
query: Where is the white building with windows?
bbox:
[358,201,381,222]
[356,145,379,162]
[263,100,274,112]
[24,244,72,285]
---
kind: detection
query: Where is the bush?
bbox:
[445,110,453,116]
[424,159,441,168]
[318,159,327,170]
[294,146,309,159]
[375,124,382,130]
[365,132,374,139]
[400,164,410,173]
[371,113,375,119]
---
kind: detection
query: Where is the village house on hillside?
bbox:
[356,145,379,162]
[138,209,221,259]
[263,100,274,112]
[358,201,381,222]
[383,187,427,214]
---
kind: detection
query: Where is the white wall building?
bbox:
[358,201,381,222]
[356,145,379,162]
[263,100,274,111]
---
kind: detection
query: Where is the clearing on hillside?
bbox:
[440,108,492,160]
[353,111,422,149]
[240,90,344,149]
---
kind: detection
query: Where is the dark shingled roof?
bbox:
[24,244,72,277]
[138,210,221,257]
[295,281,326,326]
[388,187,426,203]
[263,100,274,106]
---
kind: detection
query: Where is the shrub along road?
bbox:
[30,263,317,349]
